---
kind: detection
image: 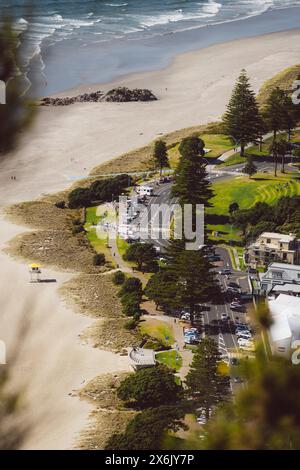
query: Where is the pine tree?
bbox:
[262,87,288,140]
[223,70,261,157]
[172,136,213,207]
[185,337,231,421]
[153,139,169,176]
[269,138,289,176]
[168,249,220,323]
[243,157,257,179]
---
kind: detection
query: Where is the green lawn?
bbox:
[207,172,300,246]
[84,205,115,263]
[168,134,234,168]
[209,173,300,215]
[140,319,175,346]
[219,142,271,167]
[207,223,243,244]
[156,350,183,371]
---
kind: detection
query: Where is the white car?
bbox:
[236,331,252,339]
[221,312,230,321]
[237,337,253,346]
[237,334,252,342]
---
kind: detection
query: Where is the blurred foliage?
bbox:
[0,14,35,154]
[201,345,300,449]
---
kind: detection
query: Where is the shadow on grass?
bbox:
[206,214,230,225]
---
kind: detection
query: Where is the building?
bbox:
[259,262,300,294]
[128,347,156,370]
[269,283,300,299]
[268,294,300,357]
[246,232,300,267]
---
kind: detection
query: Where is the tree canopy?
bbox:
[223,70,261,156]
[153,139,169,175]
[185,337,231,421]
[117,365,183,408]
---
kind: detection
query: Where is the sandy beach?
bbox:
[1,28,300,449]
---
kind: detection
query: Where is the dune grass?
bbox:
[257,63,300,106]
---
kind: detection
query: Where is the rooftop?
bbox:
[272,284,300,294]
[269,294,300,342]
[260,232,296,243]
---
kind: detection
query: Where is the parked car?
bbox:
[236,331,252,340]
[230,302,244,311]
[219,268,232,275]
[228,282,240,289]
[220,312,230,321]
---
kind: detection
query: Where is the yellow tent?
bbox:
[29,263,41,269]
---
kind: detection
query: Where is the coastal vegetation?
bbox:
[123,242,158,273]
[68,174,132,208]
[153,139,169,175]
[223,69,263,157]
[105,365,186,450]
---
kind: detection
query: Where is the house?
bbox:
[269,283,300,299]
[246,232,300,267]
[260,262,300,293]
[268,294,300,357]
[128,347,156,370]
[259,262,300,294]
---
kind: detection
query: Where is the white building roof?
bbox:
[269,294,300,343]
[260,263,300,284]
[260,232,296,243]
[272,284,300,294]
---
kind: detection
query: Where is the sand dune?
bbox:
[0,29,300,449]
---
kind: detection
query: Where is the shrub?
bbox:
[121,293,141,316]
[93,253,106,266]
[124,318,138,331]
[119,277,143,297]
[116,364,183,407]
[72,218,82,226]
[113,270,126,286]
[72,225,84,235]
[68,187,91,209]
[55,200,65,209]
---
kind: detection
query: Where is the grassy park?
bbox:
[168,134,234,168]
[156,350,183,371]
[207,172,300,245]
[84,205,114,262]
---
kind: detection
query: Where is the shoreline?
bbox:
[40,5,300,97]
[1,28,300,449]
[52,27,300,100]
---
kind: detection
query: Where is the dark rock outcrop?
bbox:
[41,87,157,106]
[102,87,157,102]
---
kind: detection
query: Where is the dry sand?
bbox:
[0,29,300,449]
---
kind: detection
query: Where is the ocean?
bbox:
[1,0,300,95]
